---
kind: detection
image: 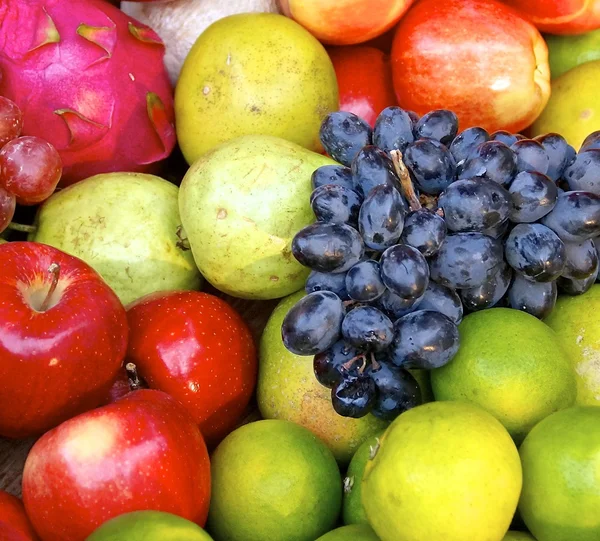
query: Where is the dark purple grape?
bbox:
[482,219,511,239]
[413,109,458,146]
[563,149,600,195]
[449,127,490,165]
[313,340,361,389]
[305,270,349,299]
[380,244,429,300]
[460,262,512,312]
[281,291,344,355]
[345,260,386,302]
[341,305,394,352]
[331,374,376,418]
[541,191,600,242]
[511,139,550,175]
[562,239,598,279]
[400,208,447,256]
[376,289,423,319]
[508,274,557,319]
[351,145,401,198]
[389,310,460,369]
[311,165,354,191]
[407,111,420,125]
[580,131,600,152]
[418,282,463,324]
[508,171,558,223]
[373,106,415,152]
[369,361,421,421]
[319,111,372,167]
[438,177,510,233]
[358,184,406,251]
[429,232,504,289]
[457,141,517,186]
[310,184,362,225]
[292,222,364,273]
[505,223,566,282]
[558,267,599,296]
[403,138,456,195]
[490,131,520,146]
[533,133,572,181]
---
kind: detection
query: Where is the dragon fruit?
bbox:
[0,0,176,185]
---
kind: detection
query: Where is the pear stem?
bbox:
[39,263,60,312]
[125,362,143,391]
[390,150,422,211]
[7,222,37,234]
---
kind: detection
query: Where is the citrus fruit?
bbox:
[316,524,380,540]
[519,406,600,541]
[175,13,338,163]
[207,419,342,541]
[546,29,600,79]
[430,308,577,443]
[362,401,522,541]
[258,291,389,464]
[342,431,385,525]
[544,284,600,406]
[85,511,213,540]
[531,60,600,150]
[502,532,536,541]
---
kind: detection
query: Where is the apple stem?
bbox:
[6,222,37,234]
[390,150,422,211]
[125,362,143,391]
[39,263,60,312]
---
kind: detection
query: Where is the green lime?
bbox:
[207,419,342,541]
[85,511,213,540]
[316,524,380,540]
[431,308,577,443]
[519,406,600,541]
[342,431,385,525]
[362,401,522,541]
[546,29,600,79]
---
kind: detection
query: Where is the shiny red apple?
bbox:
[126,291,257,446]
[328,45,397,126]
[0,491,38,540]
[0,241,128,439]
[390,0,551,134]
[22,389,211,541]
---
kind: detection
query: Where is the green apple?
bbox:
[30,172,202,306]
[546,29,600,79]
[315,524,380,540]
[179,134,337,300]
[257,291,389,464]
[86,511,213,540]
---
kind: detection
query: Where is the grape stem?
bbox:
[39,263,60,312]
[125,362,143,392]
[6,222,37,234]
[390,150,422,211]
[342,353,366,373]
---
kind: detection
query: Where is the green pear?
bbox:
[257,291,389,464]
[546,29,600,79]
[179,134,337,300]
[30,172,202,306]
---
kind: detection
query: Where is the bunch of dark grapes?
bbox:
[281,105,600,420]
[0,96,63,235]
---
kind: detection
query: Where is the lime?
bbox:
[546,29,600,79]
[531,60,600,150]
[207,419,342,541]
[316,524,380,540]
[519,406,600,541]
[431,308,577,443]
[362,401,522,541]
[258,291,388,464]
[544,284,600,406]
[342,431,385,525]
[85,511,213,540]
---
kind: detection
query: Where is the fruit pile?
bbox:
[2,0,600,541]
[282,105,600,419]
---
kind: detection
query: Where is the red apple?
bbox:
[0,523,33,541]
[391,0,551,134]
[328,46,397,127]
[500,0,600,35]
[0,241,128,439]
[125,291,257,446]
[0,492,38,540]
[22,389,211,541]
[280,0,415,45]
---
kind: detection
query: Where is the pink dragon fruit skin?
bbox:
[0,0,176,186]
